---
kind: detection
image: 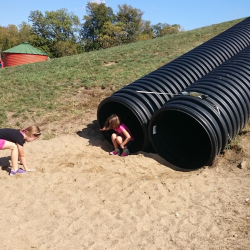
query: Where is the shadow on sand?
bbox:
[76,120,198,172]
[138,151,199,172]
[0,156,11,173]
[76,120,113,153]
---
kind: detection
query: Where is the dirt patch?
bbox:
[0,108,250,249]
[103,62,117,66]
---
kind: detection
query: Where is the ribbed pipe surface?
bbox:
[149,45,250,169]
[98,17,250,153]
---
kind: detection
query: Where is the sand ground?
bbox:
[0,112,249,250]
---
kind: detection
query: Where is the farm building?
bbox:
[0,50,3,68]
[3,42,49,67]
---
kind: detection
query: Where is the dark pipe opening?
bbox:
[97,100,148,153]
[151,110,213,169]
[97,18,250,156]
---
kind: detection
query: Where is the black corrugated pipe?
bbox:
[149,45,250,169]
[98,17,250,153]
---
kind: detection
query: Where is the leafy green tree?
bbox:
[29,9,81,57]
[18,22,32,42]
[0,23,35,59]
[138,20,154,41]
[160,24,181,36]
[0,25,19,51]
[30,35,53,57]
[152,23,182,37]
[116,4,144,43]
[53,40,78,57]
[45,9,80,42]
[28,10,48,39]
[80,2,181,51]
[98,21,127,49]
[81,2,115,51]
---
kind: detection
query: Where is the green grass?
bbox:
[0,17,246,127]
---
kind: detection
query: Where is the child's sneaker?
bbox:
[121,148,129,157]
[109,149,120,155]
[17,168,27,174]
[9,168,27,176]
[9,170,17,176]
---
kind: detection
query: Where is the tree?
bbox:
[29,9,81,57]
[116,4,144,43]
[138,20,154,41]
[28,10,48,39]
[18,22,32,42]
[45,9,80,42]
[81,2,115,51]
[152,23,182,37]
[53,40,78,57]
[0,25,20,51]
[98,21,127,49]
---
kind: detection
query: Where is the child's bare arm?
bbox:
[17,144,35,171]
[120,129,131,148]
[100,127,108,131]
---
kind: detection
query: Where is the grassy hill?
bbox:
[0,17,246,128]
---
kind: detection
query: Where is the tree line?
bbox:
[0,2,182,58]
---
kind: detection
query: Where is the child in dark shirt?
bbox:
[0,125,41,176]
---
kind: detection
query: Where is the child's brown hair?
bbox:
[101,114,120,130]
[22,125,41,137]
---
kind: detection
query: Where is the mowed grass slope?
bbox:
[0,18,245,127]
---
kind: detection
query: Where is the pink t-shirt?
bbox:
[114,124,134,141]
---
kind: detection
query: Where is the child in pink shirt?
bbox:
[100,114,134,156]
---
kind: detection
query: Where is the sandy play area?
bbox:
[0,111,249,250]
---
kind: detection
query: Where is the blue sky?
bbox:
[0,0,249,31]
